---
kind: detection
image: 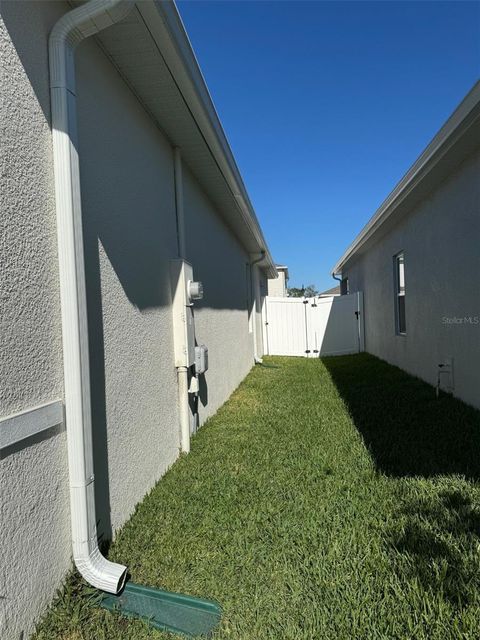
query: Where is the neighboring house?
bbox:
[318,285,340,297]
[268,264,289,296]
[0,2,276,638]
[333,82,480,410]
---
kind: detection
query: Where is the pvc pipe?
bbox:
[173,147,187,260]
[49,0,134,594]
[178,366,190,453]
[250,252,265,364]
[172,148,191,452]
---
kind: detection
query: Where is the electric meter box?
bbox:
[194,345,208,375]
[170,260,196,368]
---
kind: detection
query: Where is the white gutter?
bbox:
[49,0,134,594]
[173,147,190,453]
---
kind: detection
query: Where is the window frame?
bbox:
[394,251,406,336]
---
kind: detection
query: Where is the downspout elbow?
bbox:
[250,250,266,267]
[74,544,127,594]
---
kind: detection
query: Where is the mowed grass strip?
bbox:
[33,354,480,639]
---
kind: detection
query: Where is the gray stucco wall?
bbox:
[268,270,287,296]
[342,149,480,409]
[182,164,254,424]
[76,36,181,537]
[1,3,261,637]
[1,3,68,638]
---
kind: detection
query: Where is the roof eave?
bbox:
[137,0,277,278]
[333,81,480,276]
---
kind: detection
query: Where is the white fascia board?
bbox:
[333,81,480,275]
[136,1,277,279]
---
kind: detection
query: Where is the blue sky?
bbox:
[177,1,480,292]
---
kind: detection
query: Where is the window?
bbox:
[340,277,349,296]
[394,252,406,334]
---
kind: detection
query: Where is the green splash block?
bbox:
[101,581,221,637]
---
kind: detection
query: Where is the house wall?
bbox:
[0,2,261,637]
[1,3,69,639]
[76,35,181,535]
[268,270,287,296]
[342,149,480,409]
[182,164,254,425]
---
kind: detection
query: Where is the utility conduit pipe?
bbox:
[49,0,134,594]
[177,364,190,453]
[173,147,191,453]
[250,251,265,364]
[174,147,187,260]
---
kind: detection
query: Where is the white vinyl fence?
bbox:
[263,293,364,357]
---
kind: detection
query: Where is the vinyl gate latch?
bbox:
[355,311,360,319]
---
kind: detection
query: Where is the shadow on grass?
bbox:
[388,487,480,607]
[322,353,480,479]
[323,353,480,608]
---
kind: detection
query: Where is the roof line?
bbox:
[138,1,277,277]
[332,81,480,275]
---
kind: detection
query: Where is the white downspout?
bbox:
[250,252,265,364]
[173,147,191,453]
[49,0,134,594]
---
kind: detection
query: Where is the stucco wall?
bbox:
[182,164,254,425]
[0,3,264,638]
[268,270,287,296]
[76,36,181,536]
[1,3,68,638]
[342,149,480,409]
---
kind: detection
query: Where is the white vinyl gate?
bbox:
[263,293,364,357]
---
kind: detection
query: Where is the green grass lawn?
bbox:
[33,354,480,640]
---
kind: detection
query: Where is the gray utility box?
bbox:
[194,345,208,375]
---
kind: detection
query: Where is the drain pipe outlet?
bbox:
[250,252,265,364]
[49,0,134,593]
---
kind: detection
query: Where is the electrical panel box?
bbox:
[170,260,198,368]
[194,344,208,375]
